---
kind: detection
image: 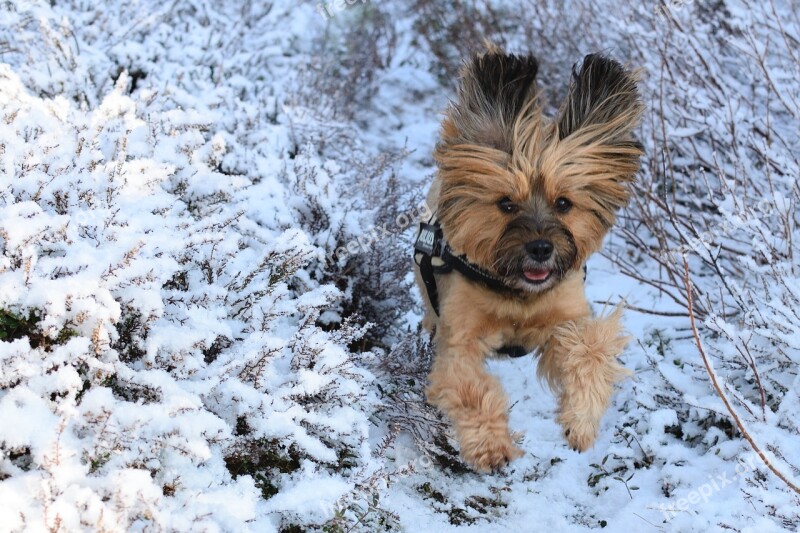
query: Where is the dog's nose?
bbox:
[526,239,553,261]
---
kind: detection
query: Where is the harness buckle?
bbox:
[414,222,443,258]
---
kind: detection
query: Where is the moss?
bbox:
[336,446,359,471]
[224,439,302,500]
[464,494,507,514]
[0,308,77,351]
[203,335,231,364]
[162,270,189,291]
[416,480,511,526]
[101,374,160,404]
[234,415,251,437]
[89,452,112,473]
[430,433,471,474]
[112,310,147,363]
[0,309,36,342]
[4,446,32,474]
[417,481,447,504]
[416,482,475,526]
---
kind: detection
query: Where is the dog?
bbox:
[413,46,644,472]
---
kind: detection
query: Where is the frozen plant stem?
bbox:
[682,257,800,495]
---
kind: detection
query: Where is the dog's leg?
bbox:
[538,308,630,451]
[427,326,522,472]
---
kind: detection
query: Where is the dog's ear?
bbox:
[558,54,643,152]
[549,54,644,218]
[443,48,539,153]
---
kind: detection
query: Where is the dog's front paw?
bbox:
[559,412,599,452]
[458,423,523,472]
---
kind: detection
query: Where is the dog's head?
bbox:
[434,48,644,293]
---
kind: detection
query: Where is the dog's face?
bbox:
[435,51,644,293]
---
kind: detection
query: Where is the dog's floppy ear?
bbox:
[443,47,539,153]
[558,54,643,151]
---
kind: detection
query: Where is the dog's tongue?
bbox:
[523,268,551,282]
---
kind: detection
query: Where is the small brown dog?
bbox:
[414,46,644,472]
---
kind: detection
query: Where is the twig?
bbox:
[633,512,664,530]
[682,256,800,495]
[593,300,687,317]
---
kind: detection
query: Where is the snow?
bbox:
[1,0,799,531]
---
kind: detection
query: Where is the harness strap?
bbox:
[414,218,588,360]
[441,244,519,297]
[496,345,530,358]
[415,218,526,314]
[414,220,451,314]
[416,252,439,314]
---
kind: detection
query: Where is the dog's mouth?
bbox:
[512,260,561,292]
[522,268,552,284]
[496,254,567,293]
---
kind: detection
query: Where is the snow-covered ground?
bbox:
[1,1,798,531]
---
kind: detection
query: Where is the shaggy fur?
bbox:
[416,48,644,472]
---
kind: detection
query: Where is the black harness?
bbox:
[414,218,521,315]
[413,217,586,359]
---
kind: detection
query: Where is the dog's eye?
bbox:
[554,197,573,213]
[497,197,518,214]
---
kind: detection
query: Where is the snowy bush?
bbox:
[607,0,800,518]
[541,0,800,527]
[2,0,799,531]
[0,1,409,530]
